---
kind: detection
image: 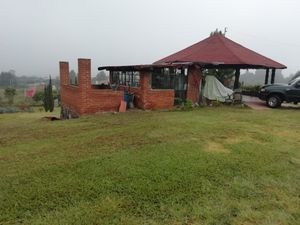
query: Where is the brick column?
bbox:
[140,71,151,90]
[186,66,202,103]
[78,58,91,114]
[78,58,91,90]
[139,71,151,109]
[59,62,69,86]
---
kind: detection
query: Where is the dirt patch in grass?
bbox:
[203,135,262,153]
[0,156,9,161]
[224,135,265,146]
[204,142,230,153]
[273,130,300,141]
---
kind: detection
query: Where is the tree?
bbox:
[4,87,16,104]
[33,91,44,103]
[96,71,108,81]
[48,76,54,112]
[43,76,54,112]
[43,85,49,111]
[0,70,17,87]
[69,70,78,85]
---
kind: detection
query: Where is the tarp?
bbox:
[203,75,233,102]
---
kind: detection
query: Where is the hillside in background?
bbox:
[240,69,293,85]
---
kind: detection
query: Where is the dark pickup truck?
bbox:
[259,77,300,108]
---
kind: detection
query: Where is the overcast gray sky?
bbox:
[0,0,299,77]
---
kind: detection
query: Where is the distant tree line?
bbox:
[0,70,60,88]
[0,70,17,87]
[240,69,297,85]
[69,70,109,85]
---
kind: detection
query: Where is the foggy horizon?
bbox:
[1,0,299,78]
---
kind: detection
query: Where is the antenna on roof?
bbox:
[224,27,228,36]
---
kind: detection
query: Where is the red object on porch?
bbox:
[155,34,286,69]
[119,101,127,112]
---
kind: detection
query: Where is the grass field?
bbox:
[0,107,299,225]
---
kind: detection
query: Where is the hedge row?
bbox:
[0,106,34,114]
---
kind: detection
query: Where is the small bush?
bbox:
[173,99,199,111]
[174,98,184,106]
[33,91,44,103]
[182,100,194,111]
[4,87,16,105]
[241,85,261,97]
[242,85,261,92]
[0,106,33,114]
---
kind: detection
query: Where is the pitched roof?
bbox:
[154,34,286,69]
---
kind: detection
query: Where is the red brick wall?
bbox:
[60,59,175,117]
[117,71,175,110]
[85,89,123,113]
[60,59,123,117]
[60,85,83,115]
[143,71,175,110]
[144,89,175,110]
[186,66,203,103]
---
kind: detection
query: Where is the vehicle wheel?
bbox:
[267,95,282,108]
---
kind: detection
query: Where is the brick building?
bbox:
[60,34,286,118]
[60,59,199,118]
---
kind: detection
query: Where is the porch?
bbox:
[98,63,203,110]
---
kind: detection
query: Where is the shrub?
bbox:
[241,85,261,97]
[33,91,44,103]
[0,106,33,114]
[182,99,194,111]
[242,85,261,92]
[4,87,16,105]
[43,76,54,112]
[174,97,184,106]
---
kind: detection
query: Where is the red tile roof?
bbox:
[154,34,286,69]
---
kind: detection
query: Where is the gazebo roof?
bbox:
[154,34,286,69]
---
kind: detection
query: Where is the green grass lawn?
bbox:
[0,107,299,225]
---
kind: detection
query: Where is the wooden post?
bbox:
[264,68,270,85]
[234,68,240,89]
[271,69,276,84]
